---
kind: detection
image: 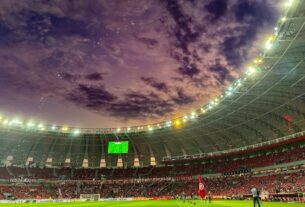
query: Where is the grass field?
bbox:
[0,200,303,207]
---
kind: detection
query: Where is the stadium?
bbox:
[0,0,305,206]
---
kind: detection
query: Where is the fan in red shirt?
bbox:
[198,176,206,200]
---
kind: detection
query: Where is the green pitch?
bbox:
[0,200,304,207]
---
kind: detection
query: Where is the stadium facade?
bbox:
[2,0,305,167]
[0,0,305,204]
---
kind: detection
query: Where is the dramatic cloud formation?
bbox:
[0,0,279,127]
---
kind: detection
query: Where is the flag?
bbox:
[198,176,206,199]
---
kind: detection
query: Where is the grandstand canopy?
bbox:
[1,0,305,168]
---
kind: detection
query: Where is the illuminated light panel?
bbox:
[281,17,287,22]
[127,127,131,131]
[116,128,121,132]
[51,125,56,130]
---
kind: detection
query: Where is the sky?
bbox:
[0,0,279,128]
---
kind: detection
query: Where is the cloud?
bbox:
[219,0,278,67]
[85,72,104,81]
[205,0,228,21]
[0,0,279,126]
[209,61,230,84]
[141,76,169,93]
[107,91,174,119]
[136,36,159,49]
[172,88,195,105]
[177,64,201,77]
[66,84,117,110]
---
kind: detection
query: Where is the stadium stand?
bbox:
[0,138,304,200]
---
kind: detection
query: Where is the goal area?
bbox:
[80,194,100,201]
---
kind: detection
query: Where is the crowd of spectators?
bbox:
[0,145,304,181]
[1,170,305,199]
[0,144,304,200]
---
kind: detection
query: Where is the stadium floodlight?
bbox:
[190,112,197,119]
[62,126,69,132]
[246,66,256,76]
[253,58,262,64]
[148,125,153,131]
[211,99,218,106]
[226,90,233,97]
[284,0,293,7]
[265,36,274,50]
[274,27,279,36]
[281,17,287,22]
[51,125,56,130]
[236,79,242,87]
[174,119,181,127]
[183,115,188,122]
[166,121,172,127]
[265,41,272,50]
[201,108,206,113]
[3,119,9,125]
[38,123,45,131]
[73,129,81,136]
[26,121,35,128]
[38,123,44,129]
[10,119,23,126]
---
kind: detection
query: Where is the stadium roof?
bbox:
[1,0,305,168]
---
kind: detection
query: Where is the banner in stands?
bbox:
[9,178,34,183]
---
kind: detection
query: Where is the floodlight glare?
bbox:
[73,129,81,135]
[62,126,69,132]
[3,119,9,125]
[183,115,188,122]
[166,121,172,127]
[247,66,256,76]
[284,0,293,7]
[27,121,35,128]
[190,112,197,119]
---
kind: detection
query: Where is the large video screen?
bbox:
[108,141,129,154]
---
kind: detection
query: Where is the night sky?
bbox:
[0,0,279,128]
